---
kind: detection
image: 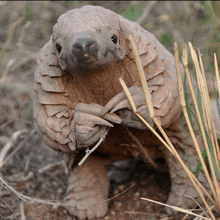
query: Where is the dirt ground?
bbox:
[0,1,220,220]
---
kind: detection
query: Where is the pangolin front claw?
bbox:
[74,111,113,127]
[101,86,142,115]
[110,93,145,113]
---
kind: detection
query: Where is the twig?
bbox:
[0,174,130,209]
[97,184,135,204]
[20,202,26,220]
[141,197,211,220]
[0,118,15,130]
[0,59,16,84]
[0,176,63,206]
[124,211,162,218]
[17,21,31,49]
[38,160,66,174]
[0,129,35,169]
[78,128,109,166]
[0,17,23,60]
[0,190,11,197]
[5,171,34,183]
[181,195,208,219]
[9,53,37,72]
[0,129,28,168]
[4,213,20,219]
[136,1,158,25]
[193,206,215,220]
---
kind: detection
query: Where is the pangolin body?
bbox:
[33,5,211,219]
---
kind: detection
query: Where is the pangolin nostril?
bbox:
[86,40,94,48]
[72,38,98,58]
[73,43,83,49]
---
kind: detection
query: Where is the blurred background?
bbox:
[0,1,220,219]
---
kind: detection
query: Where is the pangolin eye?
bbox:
[111,35,118,44]
[56,43,62,54]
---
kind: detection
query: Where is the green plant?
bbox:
[120,2,145,22]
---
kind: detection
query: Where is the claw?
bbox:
[103,113,122,124]
[74,103,103,116]
[101,86,142,115]
[84,126,107,146]
[74,112,113,127]
[75,103,121,124]
[75,125,97,134]
[110,99,131,113]
[76,126,99,143]
[110,93,145,113]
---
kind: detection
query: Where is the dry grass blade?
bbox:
[122,35,217,219]
[141,197,211,220]
[119,78,173,155]
[183,46,220,208]
[188,42,220,207]
[181,44,217,207]
[199,50,220,170]
[213,53,220,167]
[128,35,154,118]
[119,78,137,112]
[174,42,215,219]
[193,206,215,220]
[214,53,220,103]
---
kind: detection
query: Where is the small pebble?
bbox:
[118,185,125,191]
[42,183,47,189]
[52,181,58,186]
[53,204,58,210]
[146,205,151,210]
[111,211,116,215]
[135,191,140,197]
[116,202,122,207]
[113,188,119,195]
[57,188,63,194]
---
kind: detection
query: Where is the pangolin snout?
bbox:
[72,38,98,61]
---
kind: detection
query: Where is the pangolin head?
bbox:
[52,5,127,73]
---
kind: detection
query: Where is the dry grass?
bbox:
[119,35,220,219]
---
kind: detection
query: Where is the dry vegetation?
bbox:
[0,1,220,220]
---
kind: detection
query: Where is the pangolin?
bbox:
[33,5,214,219]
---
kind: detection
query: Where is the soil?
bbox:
[0,1,219,220]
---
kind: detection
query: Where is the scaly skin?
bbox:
[33,5,218,219]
